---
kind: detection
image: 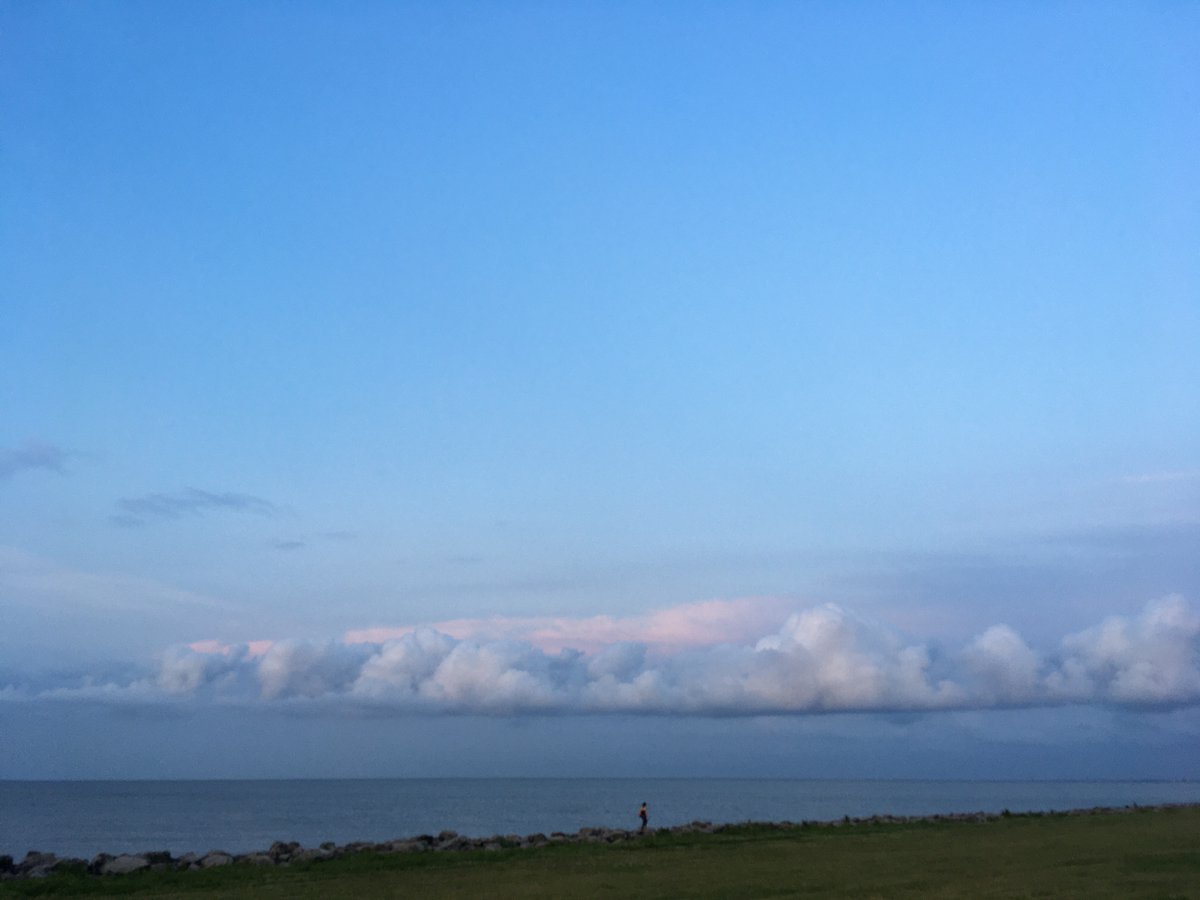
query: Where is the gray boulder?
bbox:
[101,855,150,876]
[199,852,233,868]
[88,853,111,874]
[385,839,428,853]
[267,841,300,863]
[16,851,57,878]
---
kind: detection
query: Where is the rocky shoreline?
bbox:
[1,803,1192,881]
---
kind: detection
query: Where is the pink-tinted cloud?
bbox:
[342,597,792,654]
[187,639,274,658]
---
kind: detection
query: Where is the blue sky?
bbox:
[2,2,1198,779]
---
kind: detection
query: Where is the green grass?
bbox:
[4,807,1199,899]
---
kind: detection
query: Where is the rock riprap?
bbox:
[0,804,1186,881]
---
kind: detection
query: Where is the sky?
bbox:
[1,1,1198,780]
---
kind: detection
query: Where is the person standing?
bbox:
[638,802,648,834]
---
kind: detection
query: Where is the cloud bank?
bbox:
[6,596,1198,716]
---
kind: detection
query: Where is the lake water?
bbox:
[2,778,1198,859]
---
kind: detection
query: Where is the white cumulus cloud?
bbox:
[5,597,1198,717]
[1048,595,1200,705]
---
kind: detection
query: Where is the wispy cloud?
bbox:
[267,531,357,551]
[0,440,69,480]
[0,545,237,618]
[112,488,280,527]
[1121,470,1200,485]
[8,596,1199,716]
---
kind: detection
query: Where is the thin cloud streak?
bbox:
[0,440,69,479]
[0,545,240,618]
[1121,470,1200,485]
[112,488,280,526]
[7,596,1199,716]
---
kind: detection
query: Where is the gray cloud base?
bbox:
[5,597,1198,716]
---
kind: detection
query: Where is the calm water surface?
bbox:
[2,778,1198,859]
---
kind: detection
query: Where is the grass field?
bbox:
[3,806,1198,898]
